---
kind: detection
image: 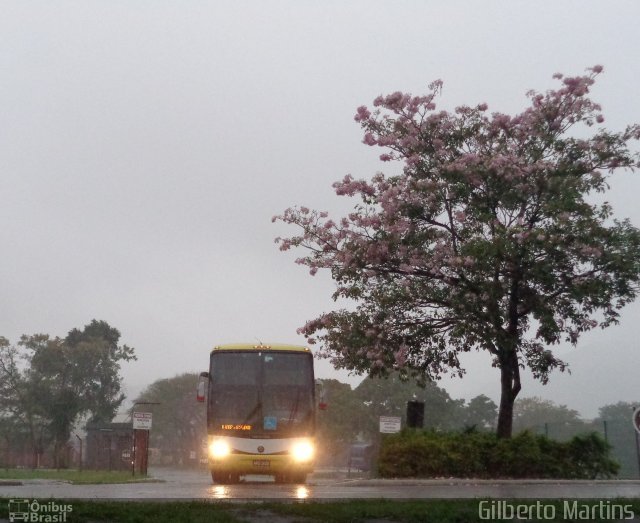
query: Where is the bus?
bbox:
[197,343,319,484]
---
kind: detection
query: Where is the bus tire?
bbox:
[228,472,240,484]
[290,472,307,484]
[212,470,229,484]
[274,473,287,484]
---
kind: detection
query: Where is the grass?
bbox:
[1,499,639,522]
[0,468,159,484]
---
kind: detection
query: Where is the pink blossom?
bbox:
[354,105,371,122]
[394,345,408,366]
[275,66,640,404]
[363,133,377,146]
[579,245,602,257]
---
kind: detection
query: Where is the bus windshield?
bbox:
[208,351,314,436]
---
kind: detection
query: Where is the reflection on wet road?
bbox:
[207,482,308,500]
[1,468,639,500]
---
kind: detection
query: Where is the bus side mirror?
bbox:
[315,379,328,410]
[196,372,209,403]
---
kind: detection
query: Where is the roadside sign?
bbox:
[633,407,640,434]
[379,416,401,434]
[133,411,152,430]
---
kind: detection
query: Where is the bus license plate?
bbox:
[253,460,270,468]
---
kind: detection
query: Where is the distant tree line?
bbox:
[0,320,136,468]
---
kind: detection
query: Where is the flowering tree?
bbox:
[274,67,640,438]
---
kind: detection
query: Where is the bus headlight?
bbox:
[291,440,314,462]
[209,440,231,459]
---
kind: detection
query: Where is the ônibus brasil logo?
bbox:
[8,499,72,522]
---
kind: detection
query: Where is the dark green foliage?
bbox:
[565,432,621,479]
[378,429,619,479]
[463,394,497,431]
[0,320,135,467]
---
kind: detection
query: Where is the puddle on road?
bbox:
[210,485,230,499]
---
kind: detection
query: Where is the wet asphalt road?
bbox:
[1,468,639,501]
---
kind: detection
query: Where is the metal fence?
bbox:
[0,442,81,470]
[524,420,640,479]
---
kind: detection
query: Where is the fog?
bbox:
[2,1,639,419]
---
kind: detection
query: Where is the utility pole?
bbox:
[633,407,640,479]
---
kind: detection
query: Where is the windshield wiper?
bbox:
[287,388,301,426]
[242,400,262,425]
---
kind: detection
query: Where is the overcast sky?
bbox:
[2,1,639,419]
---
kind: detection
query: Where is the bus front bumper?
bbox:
[207,437,315,475]
[209,453,314,474]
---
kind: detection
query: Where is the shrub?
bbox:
[377,429,618,479]
[565,432,619,479]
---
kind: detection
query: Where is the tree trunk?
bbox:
[497,272,523,438]
[496,354,521,439]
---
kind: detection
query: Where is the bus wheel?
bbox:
[290,472,307,484]
[228,472,240,484]
[274,473,287,484]
[212,470,229,484]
